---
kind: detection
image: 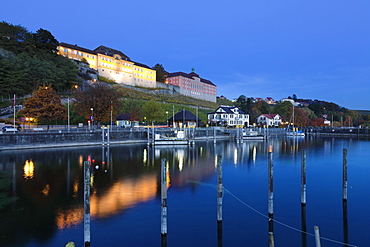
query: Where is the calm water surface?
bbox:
[1,136,369,247]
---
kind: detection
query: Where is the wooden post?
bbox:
[240,127,243,143]
[161,158,167,235]
[107,126,110,145]
[268,150,274,246]
[343,200,348,246]
[84,160,91,247]
[268,151,273,216]
[214,128,216,144]
[217,221,222,247]
[147,126,150,146]
[217,155,223,222]
[314,226,321,247]
[343,148,348,200]
[152,125,155,146]
[301,204,307,247]
[101,127,105,145]
[301,150,307,205]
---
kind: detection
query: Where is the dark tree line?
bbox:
[0,21,78,96]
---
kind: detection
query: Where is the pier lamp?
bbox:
[91,108,94,129]
[166,111,168,126]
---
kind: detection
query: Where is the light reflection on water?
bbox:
[0,136,369,247]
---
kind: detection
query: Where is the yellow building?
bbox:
[58,43,156,87]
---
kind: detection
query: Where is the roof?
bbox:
[168,110,200,122]
[93,45,130,61]
[132,61,153,70]
[208,106,247,115]
[260,114,281,119]
[59,42,97,55]
[166,72,215,86]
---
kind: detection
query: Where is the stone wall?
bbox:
[0,130,147,147]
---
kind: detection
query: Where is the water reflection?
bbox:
[0,137,368,246]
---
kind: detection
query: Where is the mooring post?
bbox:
[101,127,105,145]
[268,150,273,216]
[84,160,91,247]
[107,126,110,145]
[268,149,274,246]
[214,128,216,144]
[314,226,321,247]
[343,200,348,246]
[217,155,223,223]
[240,127,244,143]
[161,158,167,236]
[301,150,307,205]
[147,126,150,146]
[343,148,348,200]
[301,204,307,247]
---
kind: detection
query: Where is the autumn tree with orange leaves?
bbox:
[73,82,122,126]
[19,85,66,129]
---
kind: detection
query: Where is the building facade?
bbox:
[58,43,156,88]
[208,106,249,127]
[165,72,217,102]
[256,114,282,127]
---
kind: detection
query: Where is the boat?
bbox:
[286,106,305,137]
[242,130,267,140]
[148,130,192,146]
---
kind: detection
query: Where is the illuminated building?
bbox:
[208,106,249,127]
[165,71,217,102]
[58,43,156,88]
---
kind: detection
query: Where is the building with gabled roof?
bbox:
[207,106,249,127]
[58,42,156,88]
[256,114,282,127]
[168,110,201,128]
[165,71,216,102]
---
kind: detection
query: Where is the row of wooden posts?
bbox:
[81,148,350,247]
[161,148,350,247]
[267,148,349,247]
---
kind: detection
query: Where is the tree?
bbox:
[272,101,293,122]
[73,82,122,125]
[142,100,164,123]
[0,21,34,54]
[121,99,143,121]
[19,86,66,129]
[32,28,59,53]
[153,64,166,83]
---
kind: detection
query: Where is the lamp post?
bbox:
[91,108,94,129]
[67,98,70,132]
[166,111,168,127]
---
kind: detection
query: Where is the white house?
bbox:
[208,106,249,127]
[257,114,283,127]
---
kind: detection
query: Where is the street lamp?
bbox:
[166,111,168,127]
[91,108,94,129]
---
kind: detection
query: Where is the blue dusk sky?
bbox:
[2,0,370,110]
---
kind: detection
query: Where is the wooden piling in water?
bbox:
[217,221,222,247]
[84,160,91,247]
[101,127,105,145]
[314,226,321,247]
[217,155,223,223]
[301,150,307,205]
[268,150,274,246]
[343,200,349,246]
[343,148,348,200]
[214,128,216,144]
[268,151,273,216]
[161,158,168,236]
[301,204,307,247]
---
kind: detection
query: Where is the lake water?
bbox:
[0,136,369,247]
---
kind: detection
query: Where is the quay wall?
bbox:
[0,128,229,150]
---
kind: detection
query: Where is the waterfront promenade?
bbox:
[0,126,230,150]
